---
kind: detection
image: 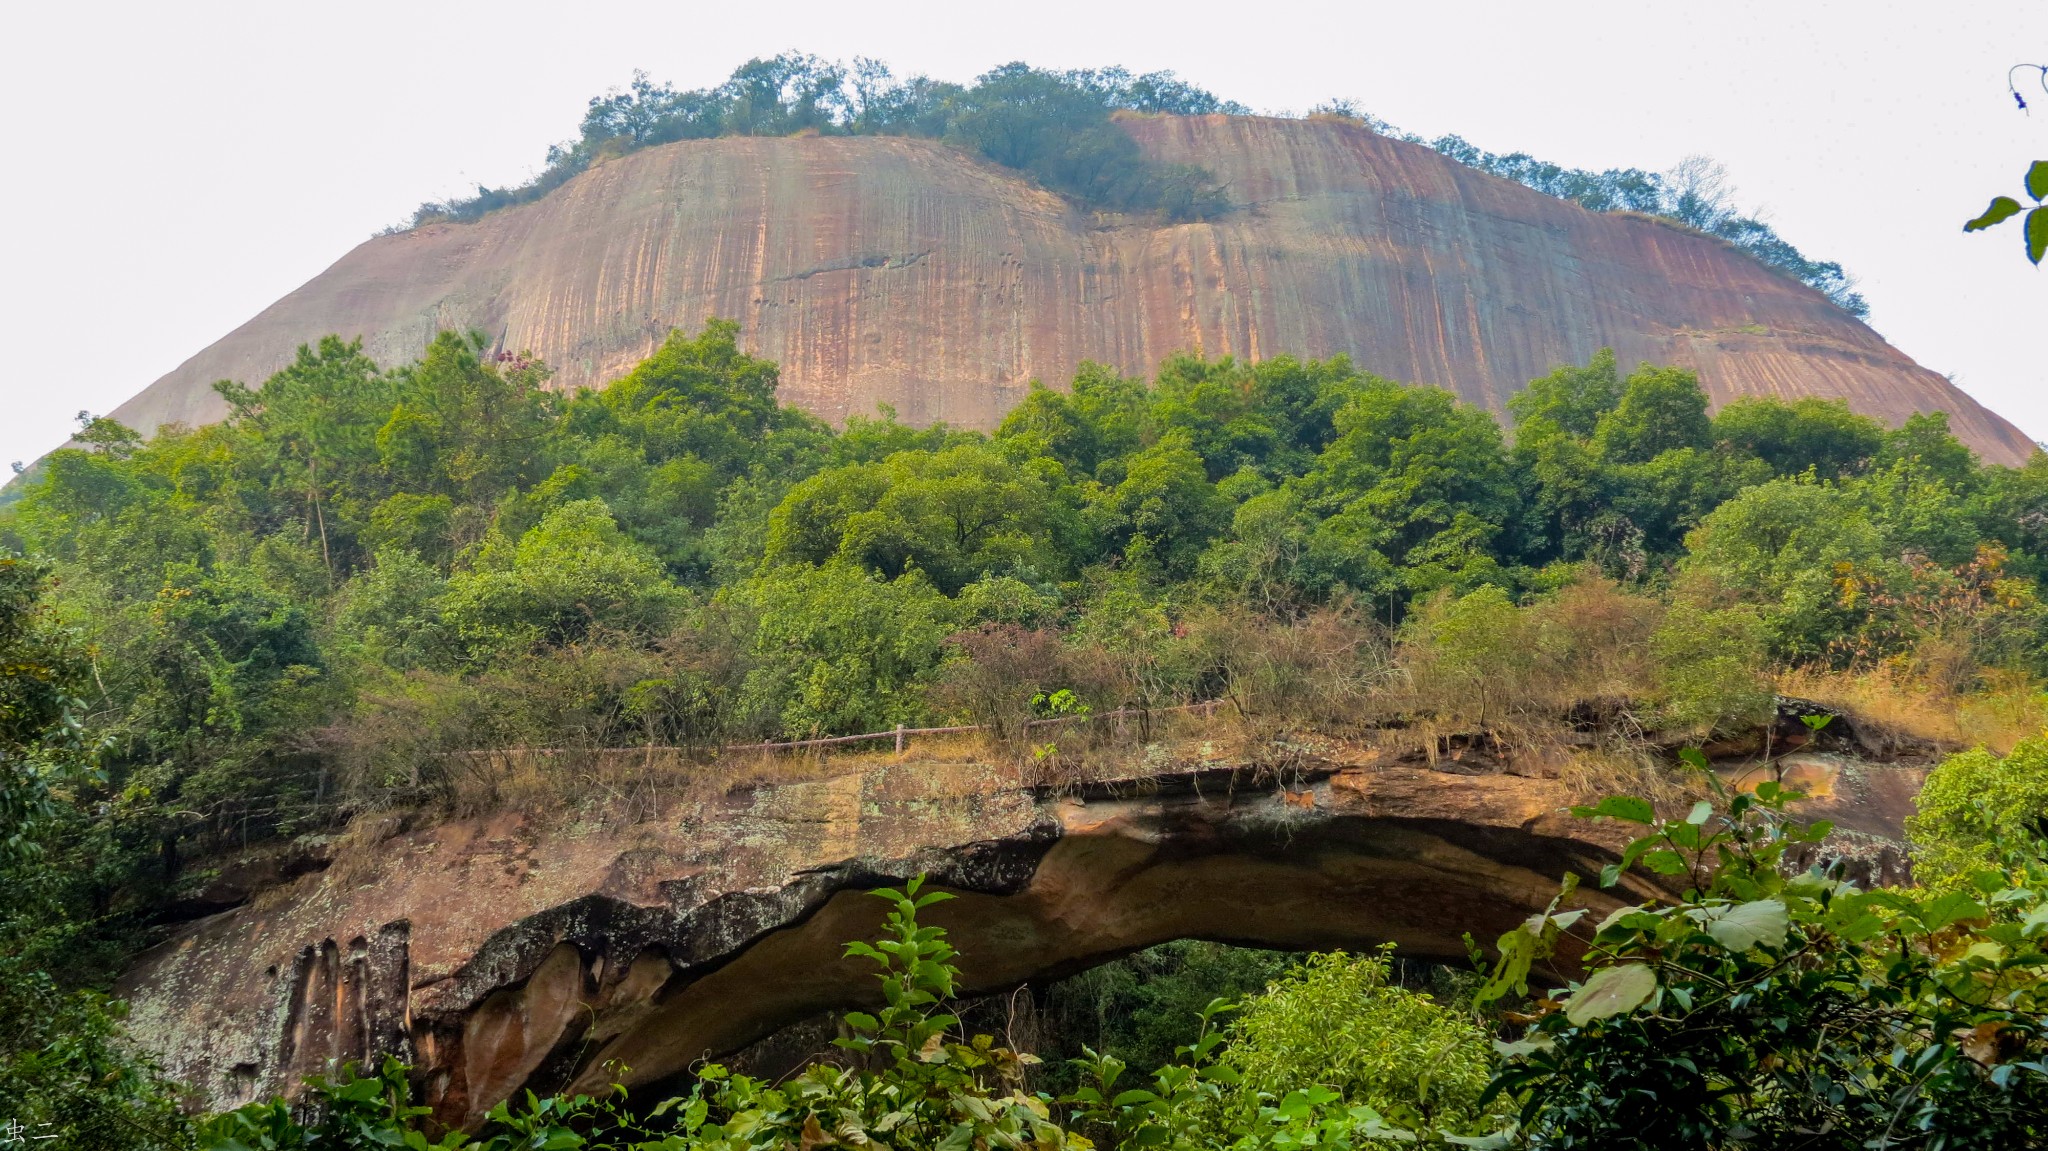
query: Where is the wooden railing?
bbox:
[175,699,1236,841]
[718,699,1226,754]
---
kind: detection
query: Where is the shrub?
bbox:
[1176,601,1393,732]
[930,624,1070,741]
[1908,736,2048,889]
[724,561,958,737]
[1397,584,1538,733]
[1483,784,2048,1148]
[440,499,684,658]
[1211,948,1499,1136]
[1647,598,1773,736]
[1525,571,1664,705]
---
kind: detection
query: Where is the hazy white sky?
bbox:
[3,0,2045,468]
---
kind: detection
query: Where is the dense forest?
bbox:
[404,54,1865,315]
[7,325,2048,1144]
[15,324,2048,865]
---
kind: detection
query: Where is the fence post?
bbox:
[895,724,905,754]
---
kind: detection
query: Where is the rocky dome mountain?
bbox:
[109,113,2036,464]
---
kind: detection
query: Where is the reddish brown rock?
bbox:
[119,759,1623,1126]
[116,748,1918,1130]
[105,116,2035,463]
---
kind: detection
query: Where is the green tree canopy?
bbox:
[1678,476,1889,659]
[1712,395,1883,480]
[1592,363,1713,465]
[725,561,958,735]
[1299,378,1520,589]
[441,498,684,658]
[764,443,1064,594]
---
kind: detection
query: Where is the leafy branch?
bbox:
[1964,161,2048,264]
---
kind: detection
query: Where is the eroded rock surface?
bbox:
[117,748,1920,1129]
[104,116,2033,463]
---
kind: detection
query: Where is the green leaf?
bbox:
[1111,1088,1159,1107]
[1920,890,1987,932]
[1564,963,1657,1026]
[1475,922,1540,1007]
[1547,908,1588,932]
[2030,161,2048,201]
[1685,800,1713,826]
[1619,834,1659,871]
[1642,849,1688,875]
[1962,940,2006,963]
[1593,903,1649,935]
[1677,747,1711,773]
[1443,1132,1516,1149]
[1493,1035,1555,1059]
[1966,196,2025,231]
[2029,207,2048,265]
[1702,899,1790,952]
[1571,795,1654,824]
[2021,902,2048,939]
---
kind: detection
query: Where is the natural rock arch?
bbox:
[425,770,1661,1127]
[121,744,1913,1129]
[121,756,1671,1127]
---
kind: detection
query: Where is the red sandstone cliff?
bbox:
[115,730,1923,1126]
[105,115,2037,464]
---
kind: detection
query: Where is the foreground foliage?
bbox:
[1481,772,2048,1148]
[0,559,192,1149]
[1964,160,2048,266]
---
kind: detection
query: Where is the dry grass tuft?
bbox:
[1776,665,1960,747]
[1555,743,1708,808]
[1954,671,2048,753]
[432,746,850,829]
[325,810,411,888]
[1776,665,2048,755]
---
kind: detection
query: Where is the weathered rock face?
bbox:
[117,745,1918,1130]
[122,757,1623,1126]
[107,116,2035,463]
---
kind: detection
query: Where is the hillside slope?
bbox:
[107,114,2037,464]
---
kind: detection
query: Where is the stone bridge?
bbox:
[119,739,1916,1129]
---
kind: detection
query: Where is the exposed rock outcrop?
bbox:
[117,747,1920,1129]
[104,116,2035,463]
